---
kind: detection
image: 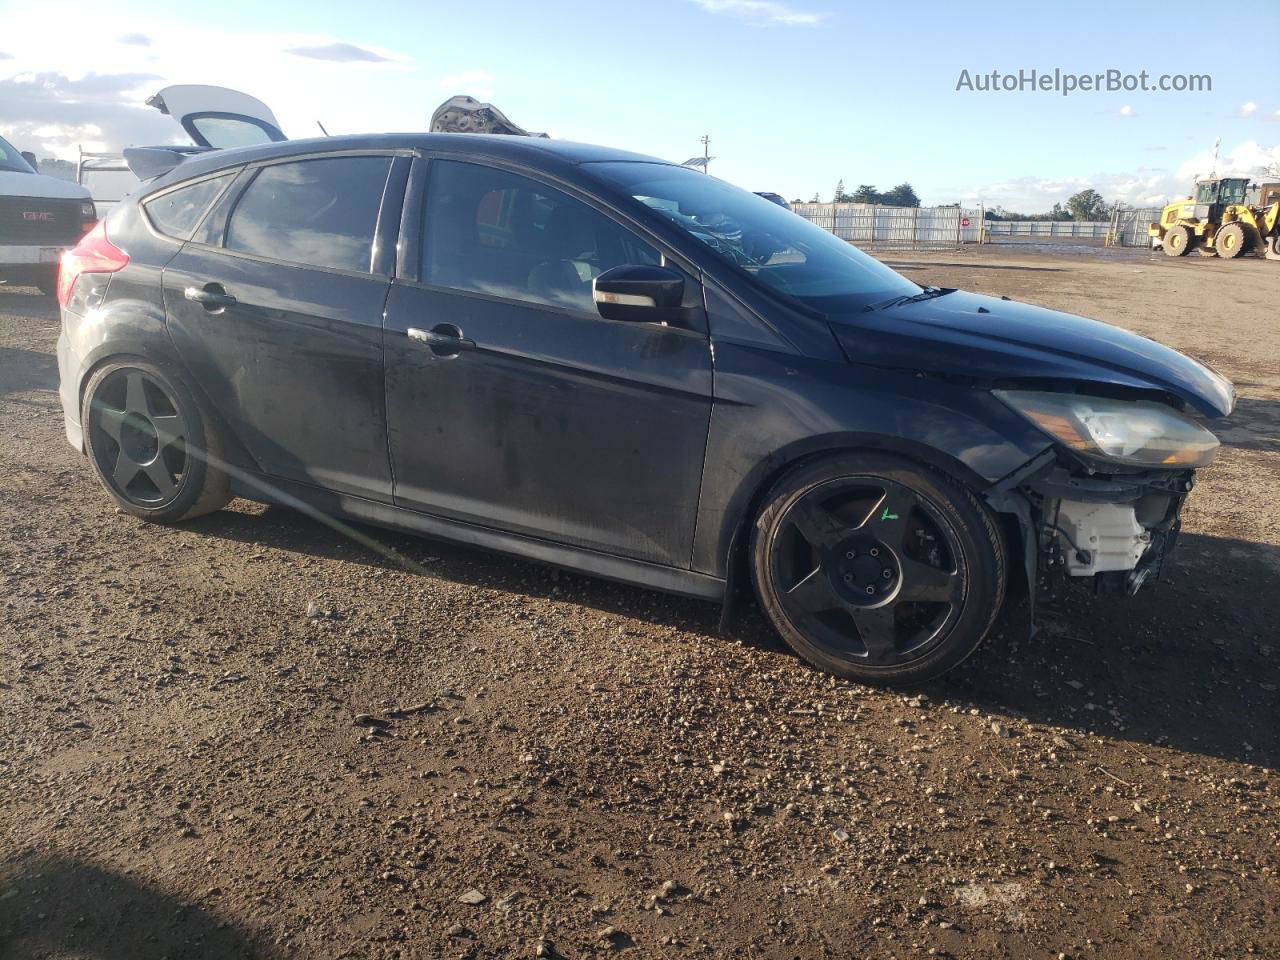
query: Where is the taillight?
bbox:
[80,199,97,234]
[57,220,127,309]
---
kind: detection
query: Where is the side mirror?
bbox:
[592,264,684,324]
[20,151,38,170]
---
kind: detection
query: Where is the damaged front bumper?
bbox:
[988,449,1196,608]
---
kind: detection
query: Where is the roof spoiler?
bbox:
[123,144,213,181]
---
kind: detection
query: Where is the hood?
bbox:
[829,290,1234,418]
[0,170,92,201]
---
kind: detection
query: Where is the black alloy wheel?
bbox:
[752,453,1005,684]
[82,358,230,522]
[88,367,188,506]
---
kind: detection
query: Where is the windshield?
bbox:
[0,135,37,174]
[585,161,918,310]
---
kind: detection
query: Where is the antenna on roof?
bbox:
[317,121,330,137]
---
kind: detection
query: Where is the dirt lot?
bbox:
[1,247,1277,960]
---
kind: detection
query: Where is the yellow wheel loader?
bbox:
[1149,177,1280,261]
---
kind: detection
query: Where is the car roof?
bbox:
[154,133,673,189]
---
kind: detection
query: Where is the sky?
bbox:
[0,0,1277,212]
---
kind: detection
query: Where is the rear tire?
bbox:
[81,358,231,522]
[750,452,1006,686]
[1163,224,1192,256]
[1215,221,1249,259]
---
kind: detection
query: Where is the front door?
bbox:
[163,153,405,500]
[383,158,713,567]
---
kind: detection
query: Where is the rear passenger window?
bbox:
[144,174,233,239]
[423,160,660,312]
[226,156,392,273]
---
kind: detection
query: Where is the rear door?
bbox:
[160,151,409,500]
[382,157,714,567]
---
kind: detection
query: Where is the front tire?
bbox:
[1215,222,1249,259]
[1163,224,1192,256]
[750,453,1006,685]
[81,358,231,522]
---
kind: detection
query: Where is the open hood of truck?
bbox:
[829,290,1235,418]
[145,85,286,149]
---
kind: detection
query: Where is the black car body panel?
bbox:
[829,291,1234,417]
[383,280,714,565]
[56,132,1231,617]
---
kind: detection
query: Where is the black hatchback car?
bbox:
[56,131,1233,684]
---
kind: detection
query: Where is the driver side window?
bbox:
[423,160,660,313]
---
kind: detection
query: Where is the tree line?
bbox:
[804,182,1115,222]
[984,189,1113,222]
[812,180,922,208]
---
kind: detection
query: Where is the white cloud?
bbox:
[285,42,398,64]
[0,72,175,158]
[0,14,419,158]
[952,140,1280,212]
[1176,139,1280,182]
[1239,101,1258,117]
[1265,109,1280,123]
[1119,104,1135,117]
[688,0,825,26]
[438,69,496,100]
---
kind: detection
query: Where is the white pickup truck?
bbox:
[0,134,96,295]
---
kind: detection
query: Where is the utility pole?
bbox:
[701,134,710,174]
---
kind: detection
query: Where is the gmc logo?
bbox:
[22,211,54,221]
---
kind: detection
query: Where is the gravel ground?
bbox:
[1,247,1277,960]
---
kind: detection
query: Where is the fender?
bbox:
[693,339,1053,580]
[62,277,259,473]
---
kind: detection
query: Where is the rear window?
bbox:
[225,157,392,273]
[144,174,234,239]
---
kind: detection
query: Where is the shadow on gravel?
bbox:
[1216,395,1280,454]
[0,286,58,321]
[0,857,269,959]
[184,502,1279,768]
[882,260,1068,272]
[949,532,1280,768]
[183,502,740,639]
[0,346,58,397]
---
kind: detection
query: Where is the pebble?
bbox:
[458,888,488,906]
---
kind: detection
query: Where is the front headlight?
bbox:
[995,390,1220,468]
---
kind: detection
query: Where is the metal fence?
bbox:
[793,202,1166,250]
[983,220,1110,240]
[1106,207,1163,247]
[791,203,983,249]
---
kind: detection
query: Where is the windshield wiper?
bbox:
[865,286,956,311]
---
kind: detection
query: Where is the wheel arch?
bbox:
[76,340,258,475]
[714,432,998,622]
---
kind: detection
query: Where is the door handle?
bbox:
[407,324,475,357]
[184,284,237,311]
